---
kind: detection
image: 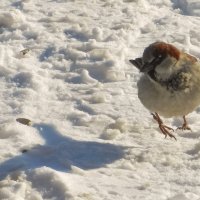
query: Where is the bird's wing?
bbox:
[184,53,198,63]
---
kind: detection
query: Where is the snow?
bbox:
[1,0,200,199]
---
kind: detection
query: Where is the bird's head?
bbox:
[130,42,181,81]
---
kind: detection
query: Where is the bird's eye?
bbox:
[158,54,162,58]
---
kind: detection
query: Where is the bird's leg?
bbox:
[151,112,176,140]
[177,115,191,131]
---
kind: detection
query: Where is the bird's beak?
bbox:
[129,58,158,73]
[129,58,143,70]
[140,62,155,73]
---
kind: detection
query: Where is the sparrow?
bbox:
[129,41,200,140]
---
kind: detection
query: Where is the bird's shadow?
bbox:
[0,123,126,180]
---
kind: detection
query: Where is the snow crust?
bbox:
[1,0,200,199]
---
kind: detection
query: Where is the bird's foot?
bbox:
[177,116,191,131]
[177,123,191,131]
[159,123,176,140]
[152,113,176,140]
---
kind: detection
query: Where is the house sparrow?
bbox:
[129,41,200,140]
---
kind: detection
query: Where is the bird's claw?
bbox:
[177,116,192,131]
[152,113,176,140]
[159,124,176,140]
[177,124,191,131]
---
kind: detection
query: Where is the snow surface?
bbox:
[1,0,200,199]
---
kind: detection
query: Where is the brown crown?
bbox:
[151,42,180,60]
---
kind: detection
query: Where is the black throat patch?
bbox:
[148,70,191,92]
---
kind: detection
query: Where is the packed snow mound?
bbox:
[0,9,25,28]
[1,0,200,199]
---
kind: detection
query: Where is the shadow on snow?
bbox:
[0,123,126,179]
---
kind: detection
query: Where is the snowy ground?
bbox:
[1,0,200,199]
